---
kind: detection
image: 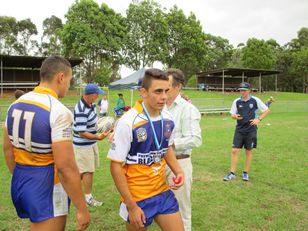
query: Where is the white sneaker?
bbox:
[87,197,103,207]
[223,172,236,181]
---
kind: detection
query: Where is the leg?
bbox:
[155,212,184,231]
[244,149,253,172]
[230,148,241,173]
[125,222,147,231]
[82,172,93,194]
[30,215,66,231]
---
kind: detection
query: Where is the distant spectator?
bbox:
[14,89,25,99]
[98,95,108,117]
[265,96,274,107]
[114,93,131,116]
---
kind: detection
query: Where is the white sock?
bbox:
[85,194,93,201]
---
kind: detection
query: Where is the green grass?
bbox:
[0,91,308,230]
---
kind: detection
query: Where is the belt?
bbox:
[176,154,190,159]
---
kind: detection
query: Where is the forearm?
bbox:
[79,131,100,140]
[3,147,15,174]
[164,147,183,176]
[3,129,15,174]
[57,163,87,211]
[173,135,202,152]
[110,161,137,209]
[258,109,270,120]
[53,142,87,211]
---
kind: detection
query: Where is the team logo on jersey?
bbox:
[110,142,116,150]
[62,127,72,138]
[164,122,172,138]
[249,103,254,108]
[136,128,147,142]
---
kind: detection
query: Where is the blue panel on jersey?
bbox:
[7,102,51,145]
[129,119,174,165]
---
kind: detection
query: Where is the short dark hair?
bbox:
[141,68,168,89]
[14,89,25,99]
[40,56,71,82]
[166,68,185,87]
[118,93,123,97]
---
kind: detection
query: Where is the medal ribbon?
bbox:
[141,102,164,150]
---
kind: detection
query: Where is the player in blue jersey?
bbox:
[108,68,185,231]
[3,56,90,231]
[223,82,270,182]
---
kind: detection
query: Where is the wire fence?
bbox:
[0,100,307,124]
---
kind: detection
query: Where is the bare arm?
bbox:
[110,161,145,229]
[3,128,15,174]
[164,146,184,189]
[250,109,270,125]
[53,141,90,231]
[79,130,110,141]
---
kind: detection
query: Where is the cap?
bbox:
[85,84,104,95]
[238,82,250,91]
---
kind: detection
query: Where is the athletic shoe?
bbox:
[223,172,236,181]
[242,172,249,181]
[87,197,103,207]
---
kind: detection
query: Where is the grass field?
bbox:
[0,91,307,230]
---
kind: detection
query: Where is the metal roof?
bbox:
[0,55,83,68]
[198,68,280,77]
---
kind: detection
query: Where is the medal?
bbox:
[142,102,164,164]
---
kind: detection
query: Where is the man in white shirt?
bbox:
[165,68,202,231]
[98,95,108,117]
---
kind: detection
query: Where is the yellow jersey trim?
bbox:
[33,86,58,99]
[14,148,54,166]
[15,99,50,112]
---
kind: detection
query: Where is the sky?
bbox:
[1,0,307,76]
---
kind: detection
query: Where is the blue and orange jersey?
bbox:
[108,100,175,202]
[5,86,73,168]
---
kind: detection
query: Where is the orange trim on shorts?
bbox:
[14,148,54,166]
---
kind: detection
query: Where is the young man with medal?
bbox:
[108,68,185,231]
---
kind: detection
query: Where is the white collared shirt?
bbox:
[166,94,202,155]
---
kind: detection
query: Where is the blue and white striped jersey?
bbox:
[73,97,98,147]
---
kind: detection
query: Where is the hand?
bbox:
[97,130,112,140]
[76,208,90,231]
[108,131,115,143]
[170,172,184,190]
[250,118,260,126]
[127,204,146,229]
[234,114,243,120]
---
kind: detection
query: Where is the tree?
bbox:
[61,0,126,82]
[203,34,233,71]
[40,15,63,56]
[124,0,167,70]
[17,18,38,55]
[163,6,207,79]
[0,16,18,54]
[242,38,276,69]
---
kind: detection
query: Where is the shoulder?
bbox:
[50,97,73,119]
[161,108,174,121]
[119,107,139,125]
[251,96,262,103]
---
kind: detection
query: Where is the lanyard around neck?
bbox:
[141,102,164,150]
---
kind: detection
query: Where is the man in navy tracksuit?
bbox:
[223,82,270,181]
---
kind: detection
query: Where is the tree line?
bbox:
[0,0,307,92]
